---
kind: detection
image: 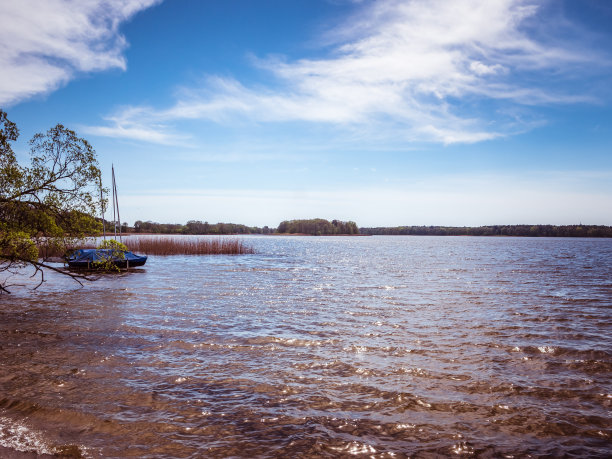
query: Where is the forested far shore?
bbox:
[120,218,359,236]
[130,220,271,235]
[359,225,612,237]
[111,220,612,238]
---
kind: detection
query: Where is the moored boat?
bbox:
[67,248,147,269]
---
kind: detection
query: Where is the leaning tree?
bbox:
[0,109,105,293]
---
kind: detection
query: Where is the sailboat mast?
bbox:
[100,175,106,241]
[115,170,122,243]
[112,164,122,243]
[112,165,117,240]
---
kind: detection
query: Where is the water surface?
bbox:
[1,236,610,457]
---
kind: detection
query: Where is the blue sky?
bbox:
[2,0,611,227]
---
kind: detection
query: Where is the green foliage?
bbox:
[98,239,128,252]
[0,230,38,263]
[132,220,266,235]
[0,111,22,200]
[277,218,359,235]
[93,239,128,271]
[127,219,357,236]
[360,225,612,237]
[1,109,104,292]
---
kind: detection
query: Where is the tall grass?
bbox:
[36,236,254,258]
[37,240,96,259]
[123,236,255,255]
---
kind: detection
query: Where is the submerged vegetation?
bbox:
[123,236,255,255]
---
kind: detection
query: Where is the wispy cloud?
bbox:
[0,0,160,106]
[80,106,190,146]
[88,0,609,146]
[119,169,612,226]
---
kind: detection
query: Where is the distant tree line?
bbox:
[359,225,612,238]
[114,221,612,238]
[122,218,359,236]
[129,220,272,235]
[277,219,359,235]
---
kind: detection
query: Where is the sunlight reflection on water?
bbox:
[1,236,611,457]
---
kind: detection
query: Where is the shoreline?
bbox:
[102,232,610,238]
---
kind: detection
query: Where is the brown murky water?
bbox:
[1,236,611,457]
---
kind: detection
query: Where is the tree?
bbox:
[276,218,360,235]
[1,110,104,293]
[94,239,128,272]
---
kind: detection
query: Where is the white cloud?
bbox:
[0,0,160,106]
[80,106,190,146]
[469,61,506,76]
[87,0,609,146]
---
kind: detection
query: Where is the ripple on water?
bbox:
[1,236,611,457]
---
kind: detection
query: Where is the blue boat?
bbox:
[67,248,147,269]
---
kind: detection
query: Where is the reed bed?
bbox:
[37,240,96,259]
[123,236,255,255]
[34,236,254,258]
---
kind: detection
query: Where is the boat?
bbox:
[67,248,147,269]
[67,165,147,269]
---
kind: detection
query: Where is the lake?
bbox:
[1,236,611,457]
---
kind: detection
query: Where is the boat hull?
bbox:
[67,258,147,269]
[66,249,147,269]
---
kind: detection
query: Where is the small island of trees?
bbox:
[277,219,359,236]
